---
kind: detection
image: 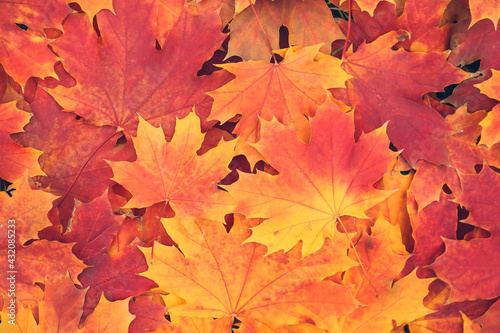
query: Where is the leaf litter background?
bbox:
[0,0,499,332]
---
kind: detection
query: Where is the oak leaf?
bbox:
[140,215,358,331]
[208,44,351,143]
[227,0,344,60]
[108,113,236,224]
[227,100,396,256]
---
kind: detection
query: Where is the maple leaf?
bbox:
[0,0,70,82]
[140,215,358,331]
[209,44,351,144]
[478,105,500,147]
[38,275,87,332]
[401,191,457,277]
[474,299,500,332]
[342,272,434,332]
[337,1,404,52]
[0,239,85,303]
[444,73,499,113]
[227,0,344,61]
[342,31,468,166]
[455,165,499,232]
[444,107,490,174]
[338,0,396,16]
[0,297,37,332]
[82,295,135,332]
[448,20,500,71]
[129,295,169,333]
[0,170,55,244]
[374,158,413,246]
[398,0,452,52]
[409,160,460,211]
[429,166,500,301]
[430,236,500,302]
[475,69,500,100]
[49,0,228,136]
[12,88,136,227]
[341,217,409,304]
[226,100,396,256]
[468,0,500,29]
[0,101,43,182]
[60,190,124,263]
[78,244,158,320]
[72,0,115,19]
[108,113,236,225]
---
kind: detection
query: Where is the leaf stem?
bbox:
[336,216,380,297]
[151,201,168,262]
[249,1,278,64]
[341,0,353,60]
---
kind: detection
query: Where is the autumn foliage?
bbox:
[1,0,500,331]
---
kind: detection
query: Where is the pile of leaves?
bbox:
[1,0,499,331]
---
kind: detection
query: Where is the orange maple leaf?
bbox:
[0,101,43,182]
[0,170,55,244]
[342,272,434,332]
[107,113,236,224]
[0,297,37,332]
[140,215,358,331]
[38,275,87,332]
[208,44,351,144]
[468,0,500,29]
[226,100,396,256]
[82,295,135,332]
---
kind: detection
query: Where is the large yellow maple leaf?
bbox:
[140,215,358,331]
[225,100,397,257]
